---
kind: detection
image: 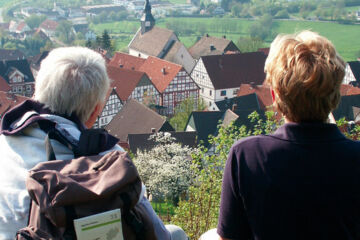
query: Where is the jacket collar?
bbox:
[271,122,347,143]
[0,99,119,152]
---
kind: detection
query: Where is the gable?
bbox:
[0,60,35,84]
[139,56,182,93]
[191,58,215,89]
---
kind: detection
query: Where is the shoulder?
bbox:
[231,134,273,154]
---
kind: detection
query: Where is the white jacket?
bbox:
[0,113,170,239]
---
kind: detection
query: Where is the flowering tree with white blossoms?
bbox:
[133,132,195,204]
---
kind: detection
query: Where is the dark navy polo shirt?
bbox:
[217,123,360,240]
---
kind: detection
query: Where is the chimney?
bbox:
[119,64,123,68]
[151,128,156,133]
[161,68,166,74]
[210,44,215,51]
[232,103,237,112]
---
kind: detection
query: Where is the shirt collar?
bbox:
[271,122,347,143]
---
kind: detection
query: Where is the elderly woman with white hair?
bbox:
[0,47,186,240]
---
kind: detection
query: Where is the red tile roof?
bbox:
[107,65,148,101]
[0,76,11,92]
[109,52,146,71]
[237,84,272,110]
[39,19,59,31]
[0,91,29,118]
[201,52,267,90]
[340,84,360,96]
[139,56,182,93]
[16,22,27,32]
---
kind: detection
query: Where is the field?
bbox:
[90,17,360,61]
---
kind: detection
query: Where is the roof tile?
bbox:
[139,56,182,93]
[107,65,148,101]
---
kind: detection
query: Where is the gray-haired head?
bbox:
[34,47,110,123]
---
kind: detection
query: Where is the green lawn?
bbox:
[91,17,360,61]
[167,0,188,4]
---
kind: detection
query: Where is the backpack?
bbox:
[15,123,157,240]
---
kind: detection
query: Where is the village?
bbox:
[0,0,360,238]
[0,0,359,147]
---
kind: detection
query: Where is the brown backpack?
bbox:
[16,127,157,240]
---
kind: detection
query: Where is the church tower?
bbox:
[140,0,155,34]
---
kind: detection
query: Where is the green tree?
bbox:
[172,111,282,240]
[56,20,75,44]
[169,97,206,131]
[25,15,46,29]
[86,39,92,48]
[101,30,111,50]
[237,36,263,53]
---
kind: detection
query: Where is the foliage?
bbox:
[169,97,206,131]
[56,20,75,44]
[172,111,282,240]
[336,117,360,140]
[0,34,49,56]
[133,132,194,205]
[90,17,360,61]
[249,14,273,40]
[25,15,46,29]
[237,36,263,53]
[101,30,111,50]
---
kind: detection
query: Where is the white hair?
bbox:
[34,47,110,123]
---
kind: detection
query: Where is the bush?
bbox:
[274,9,290,19]
[171,111,282,239]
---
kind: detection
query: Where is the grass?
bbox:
[167,0,188,4]
[151,201,176,223]
[90,17,360,61]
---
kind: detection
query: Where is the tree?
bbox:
[237,36,263,53]
[101,30,111,50]
[86,39,92,48]
[172,111,282,240]
[25,15,46,29]
[170,97,206,131]
[56,20,75,44]
[133,132,194,205]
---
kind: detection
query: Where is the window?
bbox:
[201,88,204,93]
[220,90,226,96]
[209,90,212,96]
[233,89,239,95]
[209,101,212,106]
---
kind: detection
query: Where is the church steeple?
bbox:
[140,0,155,34]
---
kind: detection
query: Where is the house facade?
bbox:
[39,19,59,37]
[95,89,123,128]
[0,60,35,97]
[191,52,267,111]
[343,61,360,87]
[139,56,199,116]
[95,65,161,128]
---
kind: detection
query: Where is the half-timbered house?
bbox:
[139,56,199,116]
[94,65,161,128]
[191,52,266,111]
